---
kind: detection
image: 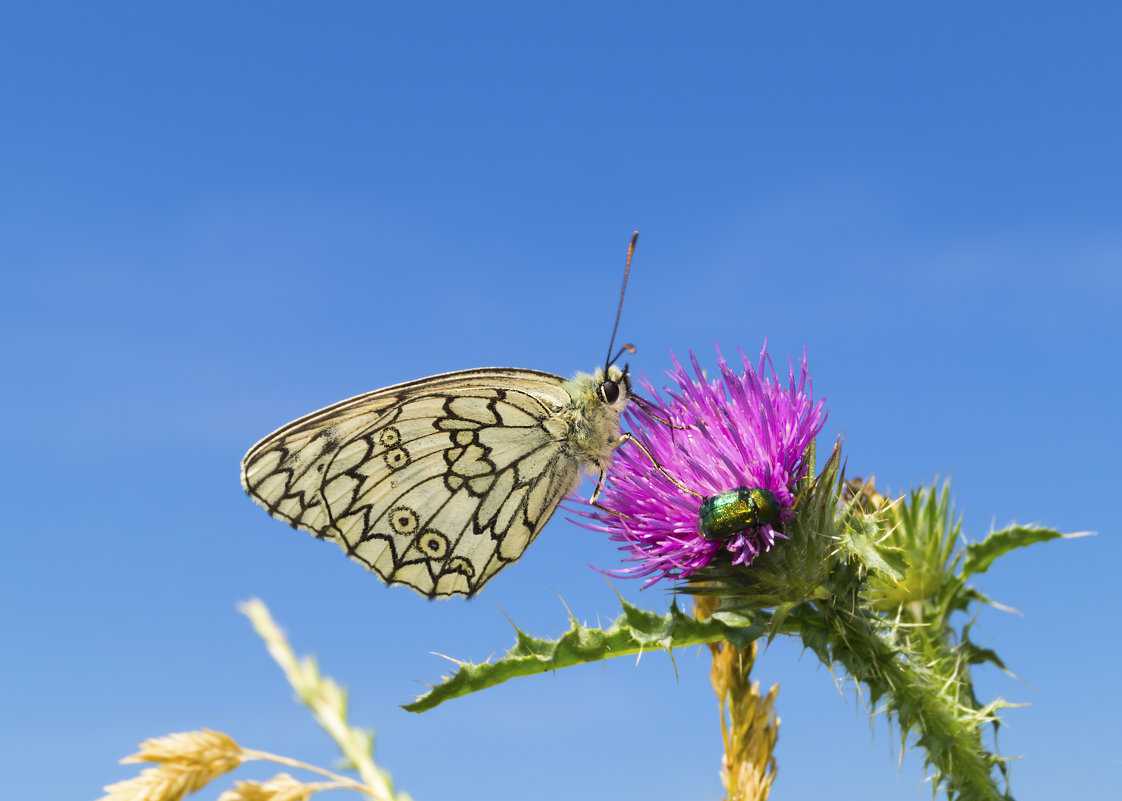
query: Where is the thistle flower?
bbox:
[579,344,826,586]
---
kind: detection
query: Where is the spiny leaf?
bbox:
[404,600,762,713]
[964,525,1081,576]
[840,525,904,581]
[794,600,1011,801]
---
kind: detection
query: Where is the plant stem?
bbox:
[241,749,375,795]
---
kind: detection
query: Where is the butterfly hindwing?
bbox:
[242,369,583,597]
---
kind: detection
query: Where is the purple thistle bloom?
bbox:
[577,343,827,587]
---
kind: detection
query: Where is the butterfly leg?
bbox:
[588,470,634,518]
[632,395,689,430]
[609,434,704,498]
[589,469,608,505]
[590,499,633,518]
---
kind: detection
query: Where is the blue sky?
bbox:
[2,3,1119,799]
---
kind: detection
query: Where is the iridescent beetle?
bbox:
[696,486,781,540]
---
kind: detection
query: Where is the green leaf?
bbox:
[403,600,762,713]
[963,525,1080,576]
[961,641,1008,672]
[798,599,1011,801]
[841,525,905,581]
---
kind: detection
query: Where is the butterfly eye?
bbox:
[600,380,620,404]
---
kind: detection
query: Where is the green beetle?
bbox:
[697,486,781,540]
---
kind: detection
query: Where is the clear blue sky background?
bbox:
[2,3,1119,800]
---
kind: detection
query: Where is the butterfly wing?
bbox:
[241,369,582,598]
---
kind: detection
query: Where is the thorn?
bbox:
[430,651,465,666]
[494,603,518,630]
[604,576,625,604]
[552,588,578,623]
[987,599,1023,616]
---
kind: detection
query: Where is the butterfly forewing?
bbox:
[241,369,585,598]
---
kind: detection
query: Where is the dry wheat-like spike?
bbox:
[217,773,324,801]
[717,652,780,801]
[98,730,245,801]
[695,596,779,801]
[122,729,244,769]
[98,761,234,801]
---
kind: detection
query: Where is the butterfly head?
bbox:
[560,364,634,437]
[560,364,633,475]
[599,334,636,408]
[596,363,632,412]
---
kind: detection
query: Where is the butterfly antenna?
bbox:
[610,342,637,367]
[604,231,639,372]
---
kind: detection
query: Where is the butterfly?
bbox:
[241,234,666,598]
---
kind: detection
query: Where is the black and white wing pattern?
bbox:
[241,369,593,598]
